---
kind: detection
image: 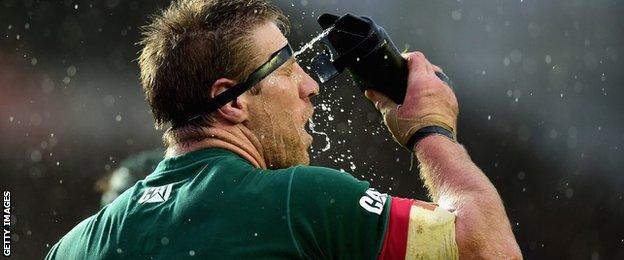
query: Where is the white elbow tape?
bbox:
[404,203,459,259]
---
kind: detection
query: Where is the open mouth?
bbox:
[303,106,314,133]
[302,120,312,136]
[300,105,315,145]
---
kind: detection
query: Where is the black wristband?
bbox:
[405,126,456,150]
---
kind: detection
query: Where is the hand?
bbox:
[364,52,459,148]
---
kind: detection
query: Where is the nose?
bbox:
[296,64,320,100]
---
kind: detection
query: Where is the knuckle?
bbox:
[374,101,383,110]
[407,52,423,62]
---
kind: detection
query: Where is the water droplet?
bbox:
[103,95,116,107]
[565,188,574,198]
[67,65,77,77]
[503,57,510,66]
[451,10,462,21]
[30,150,42,162]
[517,171,525,180]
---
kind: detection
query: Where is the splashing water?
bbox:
[308,118,330,152]
[296,27,335,153]
[293,26,334,57]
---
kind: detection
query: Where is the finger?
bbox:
[406,52,429,76]
[432,64,444,73]
[364,89,397,116]
[429,64,452,87]
[401,52,439,74]
[421,53,435,75]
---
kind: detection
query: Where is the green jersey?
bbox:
[46,148,395,259]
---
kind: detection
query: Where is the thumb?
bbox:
[364,89,397,116]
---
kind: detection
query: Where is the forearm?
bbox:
[413,135,520,258]
[414,135,498,204]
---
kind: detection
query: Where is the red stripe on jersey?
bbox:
[378,197,414,260]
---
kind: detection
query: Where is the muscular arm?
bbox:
[414,135,522,259]
[365,51,521,258]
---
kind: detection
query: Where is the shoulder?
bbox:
[250,165,365,191]
[290,165,366,187]
[287,165,381,213]
[281,165,373,204]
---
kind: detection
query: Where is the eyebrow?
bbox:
[280,58,296,72]
[284,57,297,69]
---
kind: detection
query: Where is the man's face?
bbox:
[243,22,319,169]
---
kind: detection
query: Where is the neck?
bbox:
[165,122,267,169]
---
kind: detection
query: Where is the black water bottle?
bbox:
[312,13,450,105]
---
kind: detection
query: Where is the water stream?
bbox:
[308,118,331,152]
[293,26,334,57]
[295,27,335,153]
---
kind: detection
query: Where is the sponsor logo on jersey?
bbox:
[359,188,388,215]
[138,184,173,204]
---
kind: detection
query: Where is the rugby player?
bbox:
[46,0,522,259]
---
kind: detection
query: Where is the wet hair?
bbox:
[138,0,290,145]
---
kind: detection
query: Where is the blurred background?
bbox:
[1,0,623,258]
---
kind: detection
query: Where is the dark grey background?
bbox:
[1,0,623,259]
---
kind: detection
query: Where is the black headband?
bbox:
[172,43,294,129]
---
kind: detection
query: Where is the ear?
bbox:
[210,78,249,124]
